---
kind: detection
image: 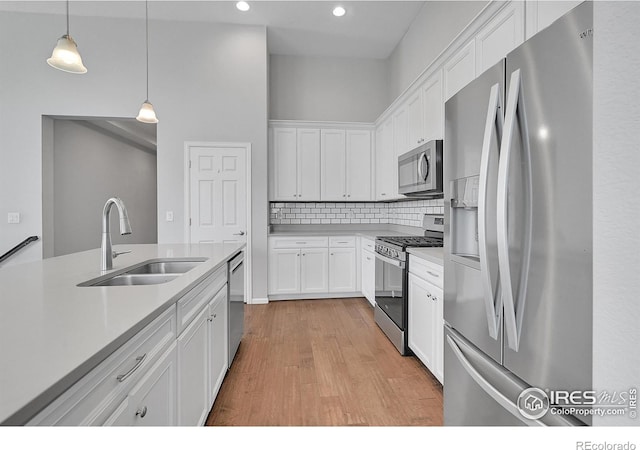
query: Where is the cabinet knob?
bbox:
[347,194,351,198]
[427,293,432,298]
[213,314,217,318]
[381,193,386,196]
[136,406,148,418]
[343,194,346,197]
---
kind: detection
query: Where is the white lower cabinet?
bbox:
[208,289,228,406]
[177,306,210,426]
[329,247,356,292]
[178,284,229,426]
[105,343,177,426]
[268,236,357,298]
[361,248,376,306]
[300,248,329,293]
[408,256,444,384]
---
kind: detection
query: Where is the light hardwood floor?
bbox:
[206,298,443,426]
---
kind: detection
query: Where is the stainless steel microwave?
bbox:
[398,140,443,197]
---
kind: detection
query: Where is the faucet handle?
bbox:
[112,250,132,259]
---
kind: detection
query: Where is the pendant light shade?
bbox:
[47,1,87,74]
[136,101,158,123]
[137,0,158,123]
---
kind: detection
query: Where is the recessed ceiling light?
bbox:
[332,6,346,17]
[236,1,250,12]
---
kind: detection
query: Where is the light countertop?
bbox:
[0,243,244,425]
[407,247,444,266]
[269,227,424,240]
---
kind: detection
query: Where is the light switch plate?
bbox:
[165,211,174,222]
[7,212,20,224]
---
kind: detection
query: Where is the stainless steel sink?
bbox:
[92,274,180,286]
[125,261,203,275]
[78,257,208,287]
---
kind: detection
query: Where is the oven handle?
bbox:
[374,252,405,269]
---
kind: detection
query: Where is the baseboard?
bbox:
[250,297,269,305]
[268,292,365,301]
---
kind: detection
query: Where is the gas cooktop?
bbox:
[376,235,444,249]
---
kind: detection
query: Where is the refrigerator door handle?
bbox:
[446,334,545,427]
[478,83,503,340]
[497,69,533,352]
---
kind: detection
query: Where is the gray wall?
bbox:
[50,120,157,257]
[269,54,389,122]
[592,1,640,426]
[0,10,269,300]
[387,1,488,100]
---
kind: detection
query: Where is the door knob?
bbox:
[233,231,246,236]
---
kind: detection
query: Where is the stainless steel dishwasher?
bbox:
[228,251,244,367]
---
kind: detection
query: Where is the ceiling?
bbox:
[0,1,426,59]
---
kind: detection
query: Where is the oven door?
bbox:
[374,252,406,331]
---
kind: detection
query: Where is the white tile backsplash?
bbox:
[270,199,445,227]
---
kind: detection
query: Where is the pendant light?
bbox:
[47,0,87,73]
[136,0,158,123]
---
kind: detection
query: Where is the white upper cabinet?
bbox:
[270,127,320,201]
[270,127,297,201]
[525,0,582,39]
[321,129,347,200]
[421,69,444,142]
[375,117,397,201]
[443,39,476,101]
[475,2,525,76]
[297,128,321,201]
[393,104,409,159]
[345,130,372,201]
[407,89,424,151]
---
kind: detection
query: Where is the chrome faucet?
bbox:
[101,197,132,271]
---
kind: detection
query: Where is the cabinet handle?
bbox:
[297,253,300,257]
[208,317,213,322]
[331,253,334,256]
[427,270,440,278]
[295,242,306,244]
[116,353,147,382]
[136,406,148,418]
[427,293,432,299]
[337,241,348,244]
[347,194,351,198]
[432,296,437,302]
[366,257,371,261]
[381,193,386,196]
[343,194,346,197]
[213,313,217,318]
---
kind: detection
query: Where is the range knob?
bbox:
[391,249,399,258]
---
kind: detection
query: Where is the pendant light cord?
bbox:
[66,0,70,36]
[145,0,149,101]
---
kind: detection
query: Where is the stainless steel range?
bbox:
[374,215,444,355]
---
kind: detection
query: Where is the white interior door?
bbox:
[189,145,247,245]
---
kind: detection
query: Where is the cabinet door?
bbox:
[361,249,376,306]
[345,130,372,201]
[408,274,436,375]
[432,283,444,384]
[297,128,321,200]
[375,117,395,200]
[321,129,346,200]
[300,248,329,294]
[475,2,524,76]
[393,105,409,159]
[105,343,178,426]
[209,291,228,405]
[177,307,210,426]
[444,39,476,101]
[329,248,356,292]
[422,70,443,142]
[407,89,424,150]
[525,0,581,39]
[268,248,301,295]
[271,127,298,201]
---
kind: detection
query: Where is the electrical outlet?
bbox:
[7,212,20,224]
[165,211,174,222]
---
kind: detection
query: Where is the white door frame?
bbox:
[184,141,252,302]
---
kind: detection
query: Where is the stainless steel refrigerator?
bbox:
[443,2,592,426]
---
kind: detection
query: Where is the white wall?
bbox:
[50,119,157,257]
[387,1,488,100]
[269,54,389,122]
[592,1,640,426]
[0,11,269,299]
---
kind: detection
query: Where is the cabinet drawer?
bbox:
[409,255,443,288]
[270,236,328,249]
[328,236,355,248]
[177,266,227,335]
[361,237,375,252]
[28,305,176,426]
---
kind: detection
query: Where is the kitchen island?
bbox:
[0,243,244,425]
